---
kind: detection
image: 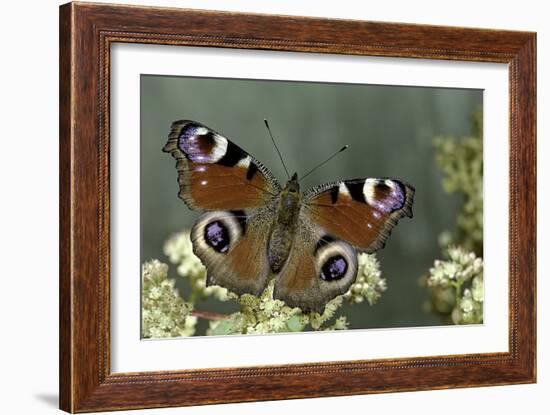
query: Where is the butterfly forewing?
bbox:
[163,120,281,210]
[304,178,415,253]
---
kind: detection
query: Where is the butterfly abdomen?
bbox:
[267,181,302,273]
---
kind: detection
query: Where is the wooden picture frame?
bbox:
[59,2,536,412]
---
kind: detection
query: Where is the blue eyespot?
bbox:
[204,221,230,253]
[320,255,348,281]
[178,124,219,163]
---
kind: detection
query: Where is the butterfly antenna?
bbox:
[299,145,349,182]
[264,119,291,179]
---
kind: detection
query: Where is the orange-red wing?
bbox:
[304,178,414,253]
[163,120,281,210]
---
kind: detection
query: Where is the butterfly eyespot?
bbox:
[361,179,406,213]
[178,124,228,163]
[314,238,358,285]
[192,211,247,257]
[204,221,231,253]
[320,255,348,281]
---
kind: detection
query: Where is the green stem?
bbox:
[453,280,463,308]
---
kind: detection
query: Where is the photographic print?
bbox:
[140,75,483,338]
[60,4,536,410]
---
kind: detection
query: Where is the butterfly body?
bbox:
[163,120,415,312]
[268,173,301,273]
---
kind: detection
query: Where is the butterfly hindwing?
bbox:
[273,217,358,312]
[163,120,281,210]
[304,178,414,253]
[191,207,274,296]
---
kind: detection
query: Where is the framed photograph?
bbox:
[59,2,536,412]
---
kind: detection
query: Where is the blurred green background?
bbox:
[140,74,482,333]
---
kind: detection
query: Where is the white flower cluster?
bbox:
[207,281,350,336]
[433,111,483,255]
[205,252,387,336]
[238,280,303,334]
[428,247,483,287]
[306,296,346,330]
[142,231,386,338]
[427,247,484,324]
[141,259,196,338]
[343,253,387,305]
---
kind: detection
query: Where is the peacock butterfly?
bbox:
[163,120,414,312]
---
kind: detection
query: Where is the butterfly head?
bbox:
[286,172,300,193]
